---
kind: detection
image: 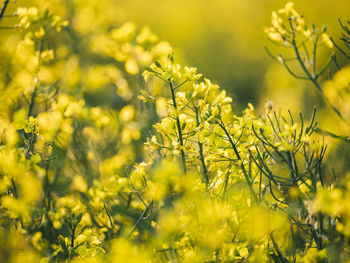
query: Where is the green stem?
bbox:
[0,0,10,21]
[194,106,208,184]
[104,202,114,231]
[289,21,344,120]
[44,159,51,207]
[312,32,319,78]
[270,233,290,263]
[169,80,187,173]
[28,40,44,118]
[71,225,76,249]
[127,201,153,238]
[218,121,258,204]
[27,85,37,118]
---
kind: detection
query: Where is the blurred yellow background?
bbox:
[117,0,350,108]
[3,0,349,110]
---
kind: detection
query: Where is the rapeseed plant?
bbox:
[0,1,349,262]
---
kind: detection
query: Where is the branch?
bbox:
[0,0,10,22]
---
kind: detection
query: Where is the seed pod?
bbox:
[181,121,186,130]
[76,212,83,224]
[154,60,162,68]
[145,66,154,72]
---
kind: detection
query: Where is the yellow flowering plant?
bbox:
[264,2,346,120]
[137,52,335,261]
[0,1,349,262]
[0,1,171,261]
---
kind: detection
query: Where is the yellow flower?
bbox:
[34,27,45,40]
[321,33,333,48]
[119,105,135,122]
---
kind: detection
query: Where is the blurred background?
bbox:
[117,0,350,110]
[2,0,349,111]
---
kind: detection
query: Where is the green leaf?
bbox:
[76,212,83,224]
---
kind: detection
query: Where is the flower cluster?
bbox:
[265,2,332,48]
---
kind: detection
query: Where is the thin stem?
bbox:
[175,79,188,90]
[127,201,153,238]
[28,85,38,118]
[312,32,319,78]
[104,203,114,231]
[194,106,208,184]
[270,233,290,263]
[0,0,10,21]
[44,159,51,207]
[330,37,350,59]
[218,121,258,203]
[28,40,44,118]
[279,55,308,80]
[289,20,344,120]
[71,225,76,249]
[264,46,279,61]
[169,80,187,173]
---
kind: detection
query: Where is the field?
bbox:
[0,1,350,262]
